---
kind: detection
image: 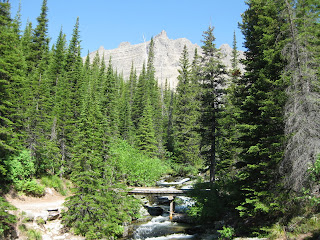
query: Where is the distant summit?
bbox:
[87,30,244,89]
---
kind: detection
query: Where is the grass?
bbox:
[265,214,320,239]
[27,229,42,240]
[18,224,42,240]
[40,175,71,196]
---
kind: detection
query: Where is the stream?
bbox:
[129,197,196,240]
[127,179,199,240]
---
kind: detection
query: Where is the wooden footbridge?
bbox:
[128,187,191,196]
[128,187,192,220]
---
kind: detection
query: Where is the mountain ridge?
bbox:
[87,30,244,89]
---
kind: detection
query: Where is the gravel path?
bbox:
[5,188,67,212]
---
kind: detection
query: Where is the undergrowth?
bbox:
[41,175,71,196]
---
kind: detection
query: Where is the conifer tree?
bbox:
[162,79,174,153]
[119,79,134,142]
[44,29,68,175]
[29,0,49,71]
[146,38,164,155]
[174,45,202,171]
[218,32,241,178]
[132,63,147,127]
[21,0,51,172]
[119,62,136,143]
[101,57,120,140]
[0,0,17,160]
[63,52,137,239]
[199,26,227,183]
[21,21,33,73]
[136,98,158,156]
[0,0,26,152]
[65,17,83,121]
[235,0,287,219]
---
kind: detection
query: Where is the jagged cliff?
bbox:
[87,30,244,89]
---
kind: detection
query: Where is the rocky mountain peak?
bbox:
[87,31,244,89]
[155,30,168,39]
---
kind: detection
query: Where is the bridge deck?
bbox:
[128,187,191,196]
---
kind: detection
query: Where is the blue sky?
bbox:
[11,0,248,56]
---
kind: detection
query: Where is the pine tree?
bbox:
[136,98,158,156]
[63,53,136,239]
[21,0,51,172]
[65,17,83,121]
[119,79,134,142]
[218,32,241,179]
[235,0,287,219]
[199,25,227,183]
[21,21,33,73]
[132,63,147,127]
[146,37,164,156]
[43,29,68,175]
[174,45,202,171]
[162,79,175,153]
[0,0,16,162]
[101,57,120,140]
[119,62,136,143]
[29,0,49,71]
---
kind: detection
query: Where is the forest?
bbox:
[0,0,319,239]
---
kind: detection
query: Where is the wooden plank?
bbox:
[128,187,192,196]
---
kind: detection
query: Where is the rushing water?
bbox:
[131,215,195,240]
[128,195,197,240]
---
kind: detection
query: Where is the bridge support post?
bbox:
[168,196,175,220]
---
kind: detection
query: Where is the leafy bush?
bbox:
[110,140,169,186]
[15,179,45,197]
[218,226,235,240]
[41,175,68,195]
[4,149,35,183]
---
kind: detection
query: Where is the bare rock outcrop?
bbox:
[87,30,244,89]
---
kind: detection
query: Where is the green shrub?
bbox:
[218,226,235,240]
[110,140,169,186]
[4,149,35,183]
[16,179,45,197]
[41,175,68,195]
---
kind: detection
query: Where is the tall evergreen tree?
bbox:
[199,25,227,183]
[119,79,134,142]
[162,79,175,153]
[132,63,147,127]
[21,0,51,172]
[29,0,49,71]
[101,57,120,140]
[44,29,68,175]
[136,98,158,156]
[21,21,33,73]
[146,38,164,156]
[218,32,241,179]
[0,0,17,162]
[235,0,287,219]
[174,45,202,171]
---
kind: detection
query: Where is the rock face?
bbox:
[87,30,244,89]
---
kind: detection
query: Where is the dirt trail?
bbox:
[3,188,86,240]
[5,188,67,212]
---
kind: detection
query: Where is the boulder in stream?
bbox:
[146,206,164,216]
